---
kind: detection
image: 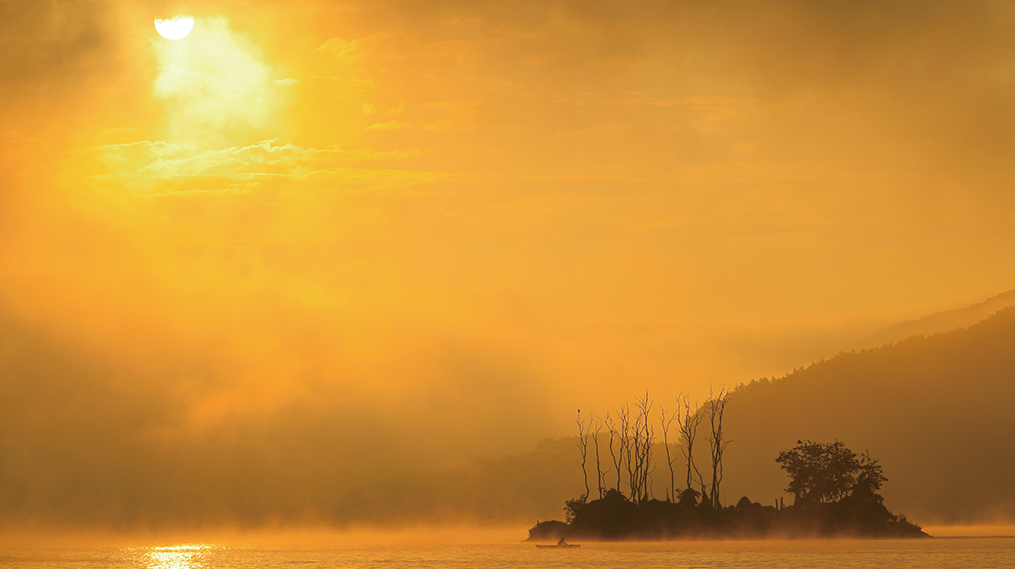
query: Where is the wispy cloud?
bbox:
[317,32,405,63]
[366,120,410,131]
[97,139,429,193]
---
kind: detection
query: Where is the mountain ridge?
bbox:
[859,289,1015,349]
[722,306,1015,524]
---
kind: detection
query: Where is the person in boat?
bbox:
[557,537,568,546]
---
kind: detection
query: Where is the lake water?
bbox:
[3,538,1014,569]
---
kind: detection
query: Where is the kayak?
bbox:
[535,544,581,548]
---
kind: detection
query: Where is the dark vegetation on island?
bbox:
[528,390,927,540]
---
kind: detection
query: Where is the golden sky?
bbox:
[2,0,1015,527]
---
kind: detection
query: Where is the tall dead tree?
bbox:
[618,404,634,498]
[628,403,642,500]
[591,416,605,499]
[576,409,590,501]
[676,392,706,498]
[633,392,655,502]
[707,385,732,509]
[659,402,679,502]
[605,412,624,495]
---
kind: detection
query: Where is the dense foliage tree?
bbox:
[849,450,888,504]
[776,440,887,505]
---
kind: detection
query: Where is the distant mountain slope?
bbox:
[722,307,1015,524]
[861,289,1015,349]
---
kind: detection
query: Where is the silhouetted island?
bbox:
[528,439,927,540]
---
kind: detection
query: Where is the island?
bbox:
[528,438,927,540]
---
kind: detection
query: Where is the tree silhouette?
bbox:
[675,392,705,497]
[576,409,590,501]
[591,416,605,499]
[659,401,679,502]
[632,392,655,502]
[850,450,888,504]
[707,385,731,508]
[605,412,624,494]
[776,440,887,506]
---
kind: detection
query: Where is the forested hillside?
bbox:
[722,307,1015,523]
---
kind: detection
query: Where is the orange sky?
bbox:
[2,0,1015,524]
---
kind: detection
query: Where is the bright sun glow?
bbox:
[154,15,194,40]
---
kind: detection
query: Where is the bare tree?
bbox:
[605,412,624,495]
[707,385,732,509]
[576,409,590,501]
[591,416,605,499]
[628,403,642,501]
[618,404,633,497]
[676,392,706,498]
[570,390,732,508]
[659,401,679,502]
[634,392,655,502]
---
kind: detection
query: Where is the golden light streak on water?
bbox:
[146,544,214,569]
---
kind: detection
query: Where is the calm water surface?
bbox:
[3,538,1014,569]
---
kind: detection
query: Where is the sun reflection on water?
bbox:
[146,544,214,569]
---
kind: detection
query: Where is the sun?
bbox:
[154,15,194,40]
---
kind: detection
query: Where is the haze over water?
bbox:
[6,539,1015,569]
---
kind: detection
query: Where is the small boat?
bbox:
[535,543,580,548]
